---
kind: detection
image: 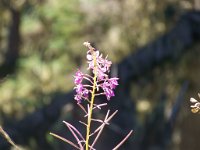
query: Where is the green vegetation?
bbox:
[0,0,200,149]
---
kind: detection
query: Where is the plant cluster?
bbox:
[50,42,133,150]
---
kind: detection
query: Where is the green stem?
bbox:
[85,53,97,150]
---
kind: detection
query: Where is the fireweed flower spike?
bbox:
[50,42,133,150]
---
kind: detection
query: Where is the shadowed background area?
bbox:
[0,0,200,149]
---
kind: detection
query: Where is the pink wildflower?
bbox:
[73,42,119,102]
[108,77,119,89]
[74,70,84,85]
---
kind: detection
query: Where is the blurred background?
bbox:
[0,0,200,149]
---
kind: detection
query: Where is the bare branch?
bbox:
[63,121,84,149]
[78,103,87,114]
[0,126,21,150]
[91,110,118,148]
[112,130,133,150]
[50,132,80,150]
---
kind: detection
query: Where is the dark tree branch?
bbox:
[0,3,21,78]
[119,11,200,85]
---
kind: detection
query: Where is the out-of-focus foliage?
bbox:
[0,0,200,149]
[0,0,194,116]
